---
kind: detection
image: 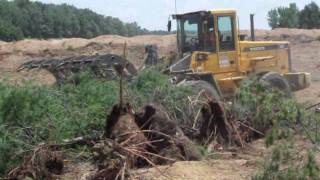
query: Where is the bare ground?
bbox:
[59,135,317,180]
[0,34,176,84]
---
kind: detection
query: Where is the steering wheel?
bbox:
[190,37,199,46]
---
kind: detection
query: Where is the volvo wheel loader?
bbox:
[167,9,311,98]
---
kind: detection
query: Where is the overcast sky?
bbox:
[33,0,320,30]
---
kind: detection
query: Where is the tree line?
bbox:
[268,1,320,29]
[0,0,167,42]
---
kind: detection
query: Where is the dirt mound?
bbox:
[0,34,176,84]
[243,28,320,43]
[0,35,175,55]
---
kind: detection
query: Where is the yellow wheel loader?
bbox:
[167,9,311,99]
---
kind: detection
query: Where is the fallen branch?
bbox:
[306,102,320,110]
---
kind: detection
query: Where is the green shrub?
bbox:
[233,78,301,146]
[240,78,320,180]
[0,69,191,175]
[0,74,118,175]
[253,145,320,180]
[128,69,193,123]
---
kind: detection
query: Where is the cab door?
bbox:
[215,15,238,74]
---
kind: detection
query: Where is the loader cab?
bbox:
[172,10,239,75]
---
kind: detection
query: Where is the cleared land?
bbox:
[1,28,320,179]
[0,28,319,104]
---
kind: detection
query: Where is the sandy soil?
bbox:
[132,139,267,180]
[59,135,316,180]
[0,34,176,84]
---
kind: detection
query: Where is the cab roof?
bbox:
[173,9,236,19]
[210,9,236,14]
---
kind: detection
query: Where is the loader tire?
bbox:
[178,80,224,144]
[260,72,292,98]
[178,80,221,101]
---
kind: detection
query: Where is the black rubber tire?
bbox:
[260,72,292,98]
[178,80,221,101]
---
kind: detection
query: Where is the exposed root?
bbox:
[7,145,63,179]
[135,105,201,164]
[199,101,231,145]
[92,103,202,179]
[198,100,271,149]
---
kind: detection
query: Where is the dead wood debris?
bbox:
[91,103,202,180]
[197,100,269,149]
[6,99,269,180]
[7,145,64,179]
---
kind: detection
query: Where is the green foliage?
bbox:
[267,2,320,29]
[299,2,320,29]
[267,3,300,29]
[268,9,280,29]
[128,69,192,122]
[0,69,191,175]
[278,3,300,28]
[253,145,320,180]
[0,0,168,41]
[234,78,300,137]
[0,74,118,175]
[240,78,320,180]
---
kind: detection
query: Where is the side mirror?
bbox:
[167,20,172,32]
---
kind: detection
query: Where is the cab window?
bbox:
[204,15,216,52]
[218,16,235,51]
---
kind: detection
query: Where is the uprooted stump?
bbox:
[91,104,148,180]
[198,100,268,149]
[135,105,202,164]
[8,145,64,179]
[92,103,202,180]
[198,101,232,146]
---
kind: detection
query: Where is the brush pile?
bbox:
[4,73,289,180]
[90,103,201,179]
[5,97,273,180]
[7,145,64,179]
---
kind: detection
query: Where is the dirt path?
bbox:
[291,41,320,105]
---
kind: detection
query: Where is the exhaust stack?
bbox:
[250,14,255,41]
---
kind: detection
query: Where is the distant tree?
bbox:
[0,0,163,41]
[278,3,299,28]
[267,3,299,29]
[299,1,320,29]
[268,1,320,29]
[14,0,30,8]
[268,9,280,29]
[0,19,23,41]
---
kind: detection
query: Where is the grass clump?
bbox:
[253,144,320,180]
[0,74,118,175]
